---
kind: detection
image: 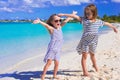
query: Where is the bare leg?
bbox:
[89,52,99,72]
[53,60,59,79]
[41,59,52,80]
[81,52,90,76]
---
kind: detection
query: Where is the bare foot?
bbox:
[82,72,91,77]
[41,75,45,80]
[53,76,60,80]
[93,65,99,72]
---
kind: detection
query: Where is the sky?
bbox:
[0,0,120,20]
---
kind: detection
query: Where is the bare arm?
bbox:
[58,11,81,22]
[60,11,79,26]
[33,18,54,34]
[61,17,71,27]
[104,22,118,33]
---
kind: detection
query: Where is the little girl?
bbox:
[33,13,73,80]
[58,4,118,77]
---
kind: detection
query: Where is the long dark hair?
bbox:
[46,14,57,27]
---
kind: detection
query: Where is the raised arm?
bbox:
[104,22,118,33]
[33,18,54,34]
[58,11,81,22]
[60,11,78,26]
[60,17,71,27]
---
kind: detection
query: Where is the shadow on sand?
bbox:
[0,70,82,80]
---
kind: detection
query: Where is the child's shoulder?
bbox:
[96,19,104,23]
[96,19,102,21]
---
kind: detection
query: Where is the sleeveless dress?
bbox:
[76,18,104,54]
[44,28,63,62]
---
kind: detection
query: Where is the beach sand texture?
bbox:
[0,26,120,80]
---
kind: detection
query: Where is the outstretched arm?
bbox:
[104,22,118,33]
[58,11,81,22]
[61,17,71,27]
[60,11,78,27]
[33,18,54,34]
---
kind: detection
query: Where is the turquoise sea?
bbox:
[0,22,111,57]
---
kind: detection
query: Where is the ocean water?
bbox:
[0,22,111,57]
[0,22,82,57]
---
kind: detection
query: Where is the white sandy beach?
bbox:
[0,24,120,80]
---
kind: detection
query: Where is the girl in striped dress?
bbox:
[58,4,118,77]
[33,13,74,80]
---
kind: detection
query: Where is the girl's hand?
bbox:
[33,18,41,24]
[72,11,77,15]
[113,27,118,33]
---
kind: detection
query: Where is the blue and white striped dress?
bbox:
[44,28,63,62]
[76,18,104,54]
